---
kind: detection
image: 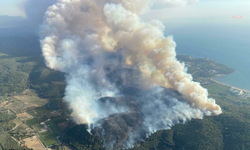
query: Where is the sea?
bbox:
[165,24,250,91]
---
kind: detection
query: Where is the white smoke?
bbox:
[121,87,205,149]
[40,0,221,148]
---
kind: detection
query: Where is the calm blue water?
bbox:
[166,24,250,90]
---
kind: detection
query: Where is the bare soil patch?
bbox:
[4,100,35,113]
[50,111,60,117]
[17,112,34,121]
[58,121,69,132]
[14,95,47,107]
[23,136,45,150]
[1,100,9,107]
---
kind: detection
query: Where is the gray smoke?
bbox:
[21,0,57,26]
[39,0,221,148]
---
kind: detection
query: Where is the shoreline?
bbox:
[210,78,250,93]
[177,54,250,94]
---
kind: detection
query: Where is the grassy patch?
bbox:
[203,82,230,95]
[26,110,37,117]
[14,95,48,107]
[45,120,61,136]
[32,124,43,131]
[51,116,67,124]
[26,116,48,127]
[31,106,52,118]
[38,131,58,147]
[0,133,19,150]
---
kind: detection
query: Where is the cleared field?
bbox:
[19,122,30,129]
[63,145,73,150]
[58,121,69,132]
[50,111,60,117]
[12,118,22,126]
[0,101,8,107]
[17,112,34,121]
[27,106,53,118]
[9,118,23,132]
[23,136,45,150]
[4,100,33,114]
[14,95,48,107]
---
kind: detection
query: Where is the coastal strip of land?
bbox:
[210,78,250,93]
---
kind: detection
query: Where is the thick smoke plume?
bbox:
[40,0,221,148]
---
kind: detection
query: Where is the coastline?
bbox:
[210,78,250,93]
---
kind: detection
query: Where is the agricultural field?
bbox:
[45,120,61,136]
[23,136,45,150]
[0,47,67,149]
[38,131,58,147]
[17,112,34,121]
[14,95,48,107]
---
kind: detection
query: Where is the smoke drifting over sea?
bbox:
[40,0,221,148]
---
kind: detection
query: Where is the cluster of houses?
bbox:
[230,88,250,98]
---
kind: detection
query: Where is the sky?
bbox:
[145,0,250,26]
[0,0,249,26]
[0,0,249,18]
[0,0,25,16]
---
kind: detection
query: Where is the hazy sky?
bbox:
[0,0,25,16]
[145,0,250,26]
[0,0,249,26]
